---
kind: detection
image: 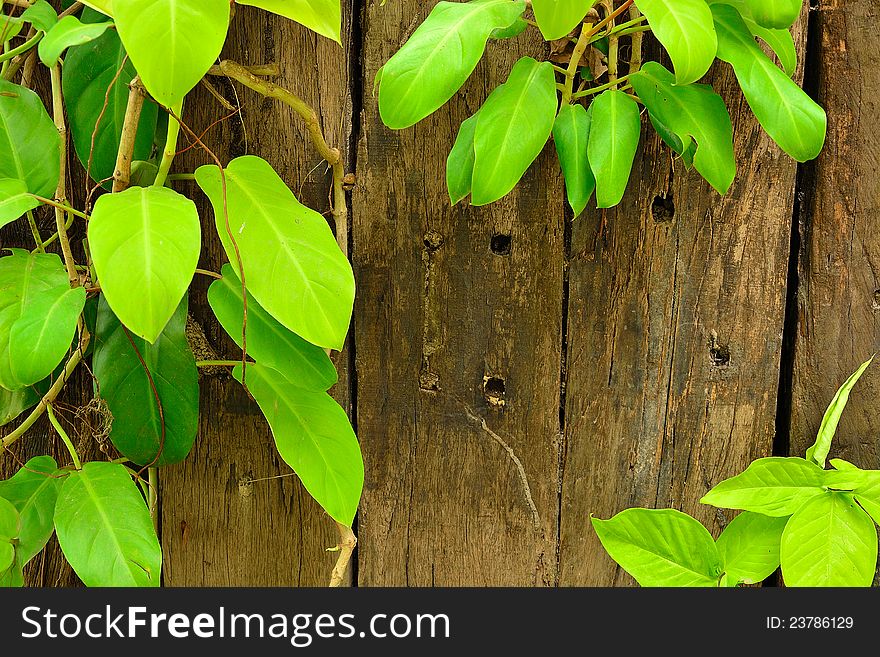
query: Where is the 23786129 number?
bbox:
[767,617,855,630]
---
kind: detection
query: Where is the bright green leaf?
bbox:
[80,1,113,17]
[0,496,19,573]
[553,103,595,216]
[0,554,23,587]
[446,113,478,205]
[195,156,354,351]
[0,178,40,230]
[88,185,201,343]
[208,265,338,391]
[93,296,198,466]
[0,456,61,564]
[710,0,798,76]
[490,16,528,39]
[54,462,161,587]
[20,0,57,32]
[114,0,230,106]
[781,492,877,587]
[828,463,880,527]
[592,508,723,586]
[634,0,717,85]
[37,15,112,67]
[472,57,557,205]
[712,3,826,162]
[0,15,24,43]
[531,0,591,40]
[237,0,341,43]
[717,511,788,585]
[0,386,38,427]
[701,457,828,516]
[745,0,800,29]
[377,0,527,129]
[233,363,363,526]
[588,89,641,208]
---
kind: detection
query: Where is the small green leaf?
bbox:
[233,363,363,526]
[54,462,161,587]
[195,156,354,351]
[828,463,880,526]
[634,0,717,84]
[114,0,230,106]
[88,185,201,343]
[490,17,528,39]
[806,358,873,468]
[0,456,62,565]
[588,89,641,208]
[377,0,527,129]
[781,492,877,587]
[93,296,198,466]
[592,508,723,586]
[0,496,19,573]
[208,265,338,391]
[745,0,800,29]
[632,62,735,195]
[37,15,112,67]
[237,0,341,43]
[446,113,479,205]
[701,457,828,516]
[0,386,38,427]
[0,178,40,230]
[531,0,591,40]
[716,511,788,585]
[553,103,595,216]
[0,15,24,43]
[472,57,557,205]
[712,3,826,162]
[21,0,57,32]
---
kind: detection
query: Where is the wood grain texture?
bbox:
[353,1,565,585]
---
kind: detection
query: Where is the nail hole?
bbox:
[483,375,506,407]
[709,344,730,367]
[873,290,880,311]
[490,233,512,256]
[419,367,440,392]
[423,230,444,251]
[651,194,675,223]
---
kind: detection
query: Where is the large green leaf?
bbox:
[745,0,800,29]
[701,457,828,516]
[806,358,872,468]
[195,156,354,351]
[38,15,112,66]
[712,3,825,162]
[634,0,717,85]
[114,0,230,106]
[93,296,198,466]
[0,79,61,197]
[592,508,722,586]
[781,493,877,587]
[0,456,61,565]
[208,264,338,391]
[0,250,85,391]
[237,0,341,43]
[588,89,641,208]
[553,103,595,216]
[0,496,19,574]
[54,462,161,587]
[531,0,591,40]
[446,113,479,205]
[716,511,788,585]
[472,57,557,205]
[710,1,797,76]
[631,62,735,195]
[377,0,527,129]
[0,178,40,230]
[234,363,363,526]
[88,185,201,343]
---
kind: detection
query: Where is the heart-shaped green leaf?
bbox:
[716,511,788,585]
[635,0,717,85]
[237,0,341,43]
[38,15,112,67]
[88,185,201,343]
[0,456,62,565]
[745,0,800,29]
[54,462,161,587]
[209,264,338,391]
[0,178,40,230]
[195,156,354,351]
[588,89,641,208]
[446,113,479,205]
[234,363,363,526]
[531,0,591,40]
[93,296,198,466]
[377,0,527,129]
[553,103,595,216]
[472,57,557,205]
[114,0,230,106]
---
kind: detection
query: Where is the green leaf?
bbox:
[0,386,38,427]
[490,16,528,39]
[236,0,341,43]
[588,89,641,208]
[592,508,722,586]
[472,57,557,205]
[0,79,61,197]
[0,496,19,574]
[195,156,354,351]
[712,3,826,162]
[0,178,40,230]
[80,1,113,18]
[531,0,591,40]
[54,462,161,587]
[701,457,828,516]
[233,363,363,526]
[37,15,112,67]
[745,0,800,29]
[781,492,877,587]
[631,62,735,195]
[0,554,23,587]
[20,0,57,32]
[446,113,479,205]
[208,265,338,391]
[93,296,198,466]
[377,0,527,129]
[710,0,797,76]
[806,357,873,468]
[0,15,24,43]
[828,463,880,527]
[63,27,158,187]
[717,511,788,585]
[553,103,595,216]
[88,185,201,343]
[0,456,61,564]
[634,0,717,85]
[0,250,85,390]
[114,0,230,106]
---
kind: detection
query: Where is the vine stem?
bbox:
[148,467,159,533]
[572,73,634,99]
[329,523,357,587]
[47,404,81,470]
[0,33,41,64]
[25,210,43,252]
[195,360,241,368]
[111,76,147,194]
[30,195,90,220]
[50,64,77,289]
[154,100,183,187]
